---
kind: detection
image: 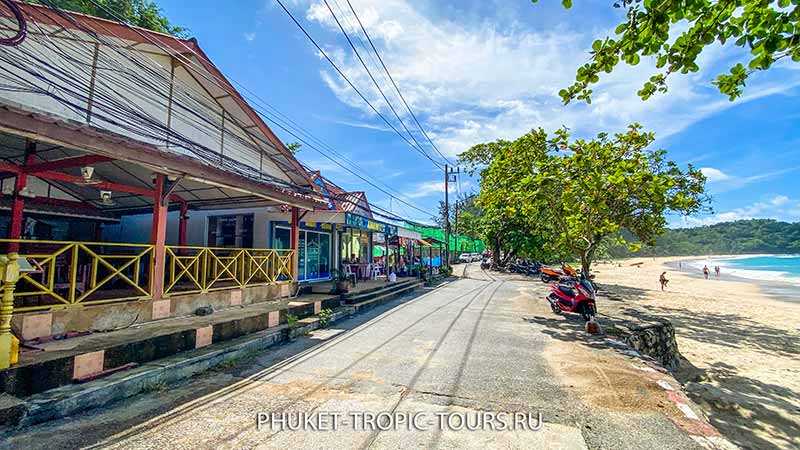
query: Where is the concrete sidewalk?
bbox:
[4,275,732,449]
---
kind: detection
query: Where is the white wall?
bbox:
[104,207,287,247]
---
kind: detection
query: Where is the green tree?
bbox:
[607,219,800,257]
[27,0,186,37]
[461,124,708,274]
[286,142,302,154]
[534,0,800,103]
[459,136,567,264]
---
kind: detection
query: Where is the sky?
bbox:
[158,0,800,227]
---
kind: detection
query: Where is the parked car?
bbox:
[458,253,475,263]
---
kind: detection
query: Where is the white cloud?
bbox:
[682,195,800,227]
[243,32,257,42]
[295,0,800,158]
[700,167,731,183]
[407,180,445,198]
[770,195,790,206]
[709,165,800,193]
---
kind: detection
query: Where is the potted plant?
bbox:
[330,269,351,294]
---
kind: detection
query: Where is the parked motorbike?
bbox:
[546,275,597,322]
[509,260,541,276]
[480,258,491,270]
[540,267,564,283]
[540,263,577,283]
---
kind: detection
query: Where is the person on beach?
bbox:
[678,261,682,268]
[703,265,709,279]
[659,271,669,290]
[715,266,720,277]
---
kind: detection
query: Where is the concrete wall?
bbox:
[11,282,297,340]
[104,207,283,247]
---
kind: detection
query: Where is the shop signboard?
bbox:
[345,212,397,236]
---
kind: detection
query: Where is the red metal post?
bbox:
[178,201,188,247]
[8,142,36,251]
[290,206,299,280]
[151,174,168,301]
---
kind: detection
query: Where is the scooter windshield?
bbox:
[580,279,594,293]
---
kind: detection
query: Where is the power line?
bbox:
[22,2,316,196]
[272,0,444,170]
[321,0,444,168]
[27,0,437,221]
[345,0,453,165]
[76,0,435,215]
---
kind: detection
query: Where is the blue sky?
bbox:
[158,0,800,227]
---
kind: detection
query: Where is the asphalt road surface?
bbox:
[6,265,707,450]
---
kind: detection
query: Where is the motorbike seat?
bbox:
[557,285,576,298]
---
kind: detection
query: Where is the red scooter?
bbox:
[547,275,597,321]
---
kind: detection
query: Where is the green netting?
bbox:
[373,246,406,257]
[403,223,486,253]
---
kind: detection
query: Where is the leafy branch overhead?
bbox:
[532,0,800,103]
[26,0,187,37]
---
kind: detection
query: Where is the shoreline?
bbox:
[664,255,800,303]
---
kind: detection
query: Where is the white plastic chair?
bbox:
[371,264,382,279]
[344,264,357,285]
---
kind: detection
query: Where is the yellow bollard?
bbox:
[10,334,18,365]
[0,253,20,370]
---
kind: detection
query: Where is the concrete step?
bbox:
[343,280,420,305]
[347,282,423,311]
[0,294,340,400]
[0,281,429,433]
[1,305,354,433]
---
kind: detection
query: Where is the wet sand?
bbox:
[594,257,800,450]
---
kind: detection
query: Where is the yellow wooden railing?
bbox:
[0,239,295,312]
[0,239,154,312]
[164,246,294,296]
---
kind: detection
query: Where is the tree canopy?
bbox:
[534,0,800,103]
[27,0,186,37]
[460,124,708,273]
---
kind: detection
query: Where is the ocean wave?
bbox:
[684,257,800,286]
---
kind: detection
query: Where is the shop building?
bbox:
[0,3,328,347]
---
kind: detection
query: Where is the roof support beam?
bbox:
[25,154,113,173]
[32,169,183,202]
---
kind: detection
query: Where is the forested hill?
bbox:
[608,219,800,258]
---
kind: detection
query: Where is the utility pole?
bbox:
[444,165,459,267]
[454,198,459,257]
[444,164,449,268]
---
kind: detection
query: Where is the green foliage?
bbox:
[532,0,800,103]
[286,314,298,330]
[607,219,800,257]
[430,194,486,252]
[318,308,333,328]
[27,0,187,37]
[459,124,708,274]
[286,142,302,154]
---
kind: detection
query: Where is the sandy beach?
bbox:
[593,257,800,449]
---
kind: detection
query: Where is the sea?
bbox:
[682,255,800,300]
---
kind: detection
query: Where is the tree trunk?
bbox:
[579,245,597,276]
[501,249,516,266]
[579,251,591,277]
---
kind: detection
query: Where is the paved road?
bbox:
[7,267,708,450]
